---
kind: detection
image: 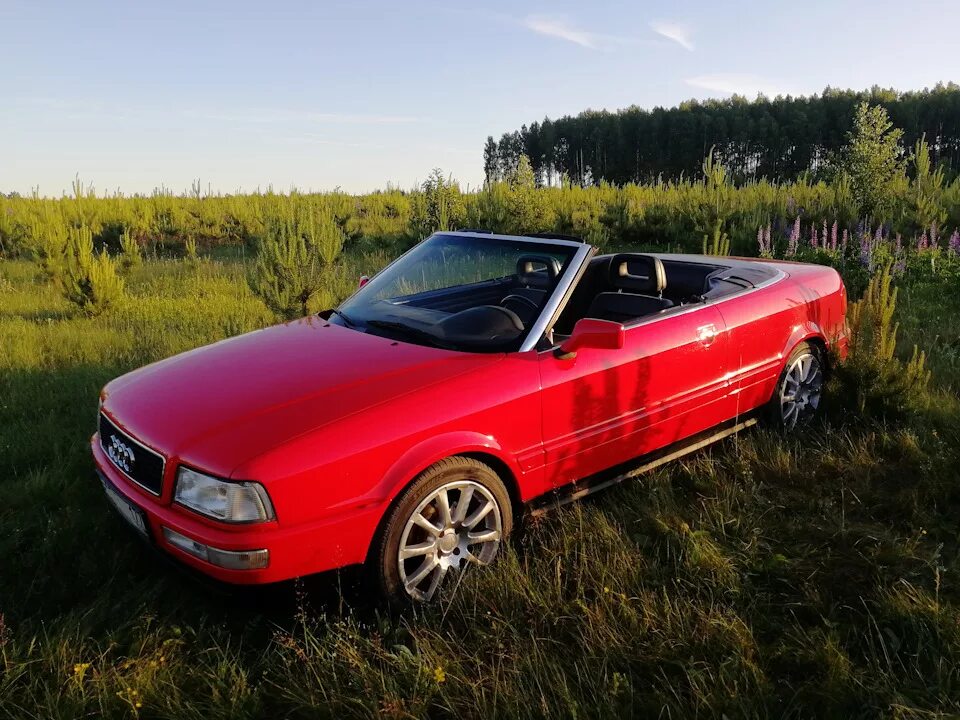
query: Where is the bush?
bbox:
[248,207,346,320]
[119,231,142,274]
[834,261,930,418]
[60,225,126,315]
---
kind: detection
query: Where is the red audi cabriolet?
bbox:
[93,231,848,601]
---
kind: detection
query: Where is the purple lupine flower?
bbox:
[874,225,883,245]
[787,216,800,257]
[917,231,929,251]
[810,224,819,249]
[841,229,848,255]
[894,233,902,254]
[830,221,839,252]
[893,258,906,276]
[948,230,960,255]
[930,222,939,248]
[860,231,873,269]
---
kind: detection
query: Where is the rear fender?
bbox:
[780,323,827,366]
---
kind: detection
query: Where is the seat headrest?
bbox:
[516,254,561,289]
[608,254,667,294]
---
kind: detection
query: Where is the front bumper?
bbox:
[92,435,382,585]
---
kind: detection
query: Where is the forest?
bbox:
[483,84,960,186]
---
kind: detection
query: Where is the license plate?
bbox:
[102,478,150,539]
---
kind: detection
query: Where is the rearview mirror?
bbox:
[358,275,370,289]
[555,318,625,360]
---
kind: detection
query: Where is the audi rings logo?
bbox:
[108,434,136,473]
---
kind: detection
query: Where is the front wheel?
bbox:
[372,457,512,603]
[767,342,825,431]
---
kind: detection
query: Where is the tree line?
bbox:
[484,84,960,186]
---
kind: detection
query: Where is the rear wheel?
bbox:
[373,457,512,603]
[768,342,825,431]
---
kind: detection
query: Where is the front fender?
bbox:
[372,431,526,507]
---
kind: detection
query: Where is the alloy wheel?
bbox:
[397,480,502,601]
[780,351,823,429]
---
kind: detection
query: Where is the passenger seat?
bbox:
[585,254,674,322]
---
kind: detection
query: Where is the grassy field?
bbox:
[1,250,960,719]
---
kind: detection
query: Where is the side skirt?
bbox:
[527,415,759,517]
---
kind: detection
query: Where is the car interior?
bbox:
[550,253,779,339]
[356,250,777,351]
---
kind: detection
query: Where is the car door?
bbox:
[537,305,731,488]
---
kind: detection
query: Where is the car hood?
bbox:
[102,318,502,477]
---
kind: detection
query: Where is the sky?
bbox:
[2,0,959,196]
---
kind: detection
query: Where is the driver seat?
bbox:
[501,255,561,325]
[511,255,561,305]
[586,254,674,323]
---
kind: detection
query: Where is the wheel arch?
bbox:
[363,433,523,562]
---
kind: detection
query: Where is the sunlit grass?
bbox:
[1,255,959,718]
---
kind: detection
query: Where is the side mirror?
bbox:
[358,275,370,289]
[555,318,625,360]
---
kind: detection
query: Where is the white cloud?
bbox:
[523,15,598,49]
[685,74,797,98]
[651,21,694,51]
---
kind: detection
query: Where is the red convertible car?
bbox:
[93,231,848,601]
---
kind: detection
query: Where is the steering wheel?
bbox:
[500,294,539,312]
[500,294,540,326]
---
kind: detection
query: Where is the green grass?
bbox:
[1,256,959,719]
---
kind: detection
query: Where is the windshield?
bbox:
[334,233,579,352]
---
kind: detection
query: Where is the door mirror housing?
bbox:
[555,318,625,360]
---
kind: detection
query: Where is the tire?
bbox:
[766,341,826,431]
[372,457,513,603]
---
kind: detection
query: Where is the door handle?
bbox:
[697,324,718,347]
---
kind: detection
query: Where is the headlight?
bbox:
[174,467,276,523]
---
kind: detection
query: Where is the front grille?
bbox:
[99,413,166,495]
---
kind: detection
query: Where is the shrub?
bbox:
[119,231,142,273]
[248,208,346,320]
[60,225,125,315]
[835,261,930,418]
[410,169,463,239]
[28,215,69,281]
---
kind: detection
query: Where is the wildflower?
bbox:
[787,216,800,257]
[930,222,940,248]
[860,231,874,270]
[810,223,818,249]
[830,221,838,252]
[434,666,446,683]
[757,224,773,257]
[917,231,929,251]
[948,230,960,255]
[841,228,848,255]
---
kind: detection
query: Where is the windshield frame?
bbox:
[335,231,593,353]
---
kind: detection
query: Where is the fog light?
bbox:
[161,527,269,570]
